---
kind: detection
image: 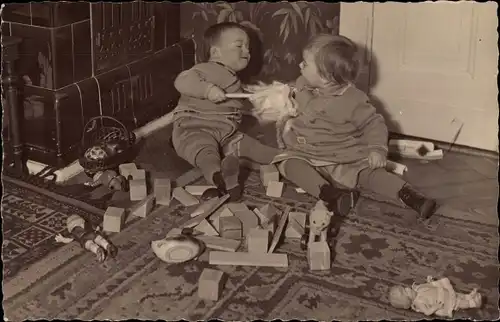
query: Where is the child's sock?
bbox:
[357,168,437,219]
[195,147,222,186]
[237,134,281,165]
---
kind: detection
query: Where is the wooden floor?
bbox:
[131,116,498,228]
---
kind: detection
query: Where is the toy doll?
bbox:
[389,276,482,318]
[55,214,118,262]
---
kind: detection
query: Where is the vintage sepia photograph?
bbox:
[1,1,498,320]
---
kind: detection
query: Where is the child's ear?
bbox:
[210,46,220,59]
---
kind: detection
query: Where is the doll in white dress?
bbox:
[389,276,482,318]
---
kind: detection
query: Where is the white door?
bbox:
[341,2,498,152]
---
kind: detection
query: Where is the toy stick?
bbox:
[225,93,252,99]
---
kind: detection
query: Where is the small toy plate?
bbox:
[151,235,203,263]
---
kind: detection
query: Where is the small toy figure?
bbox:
[389,276,482,318]
[55,214,118,262]
[300,200,334,250]
[84,169,126,191]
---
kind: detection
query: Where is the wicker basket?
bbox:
[78,116,137,176]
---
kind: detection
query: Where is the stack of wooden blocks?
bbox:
[102,163,205,234]
[160,164,332,302]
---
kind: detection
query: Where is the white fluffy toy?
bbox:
[229,81,299,148]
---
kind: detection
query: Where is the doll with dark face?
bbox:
[55,215,118,262]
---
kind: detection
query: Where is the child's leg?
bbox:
[357,168,437,219]
[236,134,281,165]
[279,158,354,216]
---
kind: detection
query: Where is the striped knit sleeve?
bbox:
[174,66,215,99]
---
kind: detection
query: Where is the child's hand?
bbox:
[206,85,226,103]
[368,151,387,169]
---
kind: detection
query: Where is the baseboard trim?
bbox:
[26,111,175,183]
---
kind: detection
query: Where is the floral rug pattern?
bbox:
[3,171,499,321]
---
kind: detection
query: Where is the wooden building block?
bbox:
[247,228,270,253]
[307,241,331,271]
[268,207,290,253]
[259,204,279,222]
[174,168,203,188]
[227,203,259,235]
[196,235,241,252]
[261,220,276,234]
[260,164,279,187]
[185,185,216,196]
[211,206,234,231]
[103,207,126,233]
[129,179,147,201]
[252,208,268,225]
[130,169,146,180]
[285,212,306,238]
[154,178,172,206]
[209,251,288,268]
[182,194,230,228]
[194,219,219,236]
[130,194,155,218]
[198,268,226,301]
[172,187,199,207]
[266,181,284,198]
[191,197,220,218]
[219,216,242,240]
[119,163,138,178]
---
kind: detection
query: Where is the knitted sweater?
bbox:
[281,76,389,164]
[173,61,244,121]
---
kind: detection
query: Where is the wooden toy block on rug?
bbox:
[308,241,331,271]
[268,207,291,253]
[260,164,279,186]
[258,204,279,224]
[247,228,270,253]
[219,216,242,240]
[130,179,147,201]
[119,163,138,178]
[191,197,220,218]
[182,194,230,229]
[154,178,172,206]
[174,168,203,188]
[103,207,126,233]
[227,203,259,235]
[194,219,219,236]
[266,180,284,198]
[198,268,226,301]
[285,212,306,238]
[185,185,216,196]
[196,235,241,252]
[130,194,155,218]
[209,251,288,268]
[211,206,234,231]
[130,169,146,180]
[172,187,199,207]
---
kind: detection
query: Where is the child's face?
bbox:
[211,28,250,72]
[299,50,328,88]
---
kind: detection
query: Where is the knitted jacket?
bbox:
[281,76,389,164]
[173,61,243,123]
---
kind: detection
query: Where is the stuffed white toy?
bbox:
[243,81,299,148]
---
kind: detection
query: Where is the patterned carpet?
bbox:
[3,170,499,321]
[1,176,105,281]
